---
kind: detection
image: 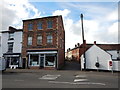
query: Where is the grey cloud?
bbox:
[1,6,17,30]
[93,29,118,43]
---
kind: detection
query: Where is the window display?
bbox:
[45,54,55,67]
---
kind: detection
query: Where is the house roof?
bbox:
[1,26,23,33]
[85,44,113,56]
[80,43,120,51]
[67,43,120,53]
[22,15,62,22]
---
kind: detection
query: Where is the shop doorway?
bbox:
[6,57,19,68]
[40,56,44,68]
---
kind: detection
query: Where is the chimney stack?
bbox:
[83,40,86,45]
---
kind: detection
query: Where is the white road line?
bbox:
[49,81,106,86]
[75,75,86,78]
[39,74,61,80]
[74,79,88,82]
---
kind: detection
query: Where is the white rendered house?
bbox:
[1,26,23,68]
[81,45,114,71]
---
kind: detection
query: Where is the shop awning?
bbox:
[27,51,57,54]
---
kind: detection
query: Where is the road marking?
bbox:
[14,80,24,82]
[74,79,88,82]
[49,81,106,85]
[75,75,86,78]
[39,74,61,80]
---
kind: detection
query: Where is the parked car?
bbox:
[0,57,6,71]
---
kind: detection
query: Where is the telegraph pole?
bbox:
[80,14,86,70]
[81,14,84,43]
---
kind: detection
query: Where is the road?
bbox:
[1,69,119,89]
[61,61,81,70]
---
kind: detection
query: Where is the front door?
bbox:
[40,57,44,68]
[6,57,10,68]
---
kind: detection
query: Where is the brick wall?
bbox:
[57,16,65,69]
[22,16,65,69]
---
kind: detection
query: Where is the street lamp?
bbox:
[80,14,86,70]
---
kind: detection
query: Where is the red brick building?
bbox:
[66,40,120,62]
[22,15,65,69]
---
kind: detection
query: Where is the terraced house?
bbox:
[22,15,65,69]
[1,26,23,69]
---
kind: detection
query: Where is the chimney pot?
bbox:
[75,44,77,47]
[77,43,80,47]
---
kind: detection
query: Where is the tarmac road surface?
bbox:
[1,69,119,89]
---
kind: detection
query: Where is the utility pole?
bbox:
[80,14,86,70]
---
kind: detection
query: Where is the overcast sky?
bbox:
[0,0,119,51]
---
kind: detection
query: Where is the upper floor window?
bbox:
[37,35,42,45]
[28,36,32,45]
[28,23,33,31]
[9,33,14,40]
[8,42,13,53]
[47,34,53,44]
[47,20,53,28]
[37,21,42,30]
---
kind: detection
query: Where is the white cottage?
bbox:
[1,26,23,68]
[81,45,114,71]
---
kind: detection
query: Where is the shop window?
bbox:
[11,57,19,65]
[28,36,32,45]
[30,54,39,66]
[45,54,55,67]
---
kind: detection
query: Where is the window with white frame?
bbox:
[30,54,39,66]
[47,34,53,44]
[45,54,56,67]
[8,42,13,53]
[37,35,42,45]
[28,36,32,45]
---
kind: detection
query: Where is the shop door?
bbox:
[23,58,26,69]
[40,57,44,68]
